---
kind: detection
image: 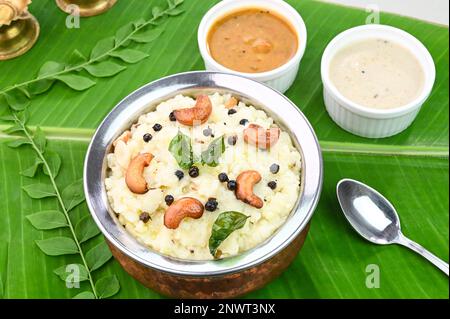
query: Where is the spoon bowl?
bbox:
[337,178,449,276]
[337,179,401,245]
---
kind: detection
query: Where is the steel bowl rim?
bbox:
[84,71,323,276]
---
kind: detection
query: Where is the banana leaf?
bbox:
[0,0,448,299]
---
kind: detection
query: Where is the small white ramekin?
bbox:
[198,0,307,93]
[321,24,436,138]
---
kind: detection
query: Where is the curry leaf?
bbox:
[54,264,89,282]
[55,74,96,91]
[35,237,78,256]
[21,163,42,178]
[0,114,15,122]
[130,28,164,43]
[133,18,146,28]
[7,138,30,148]
[43,150,62,178]
[167,0,184,10]
[3,124,24,134]
[167,8,184,16]
[28,79,55,95]
[86,241,113,272]
[17,87,30,98]
[34,127,46,153]
[84,61,126,78]
[75,215,101,244]
[38,61,65,77]
[169,131,194,169]
[115,23,134,44]
[152,6,163,18]
[73,291,95,299]
[4,89,29,111]
[109,49,149,63]
[26,210,68,230]
[21,158,43,177]
[90,37,115,60]
[95,275,120,299]
[209,211,249,258]
[23,184,56,199]
[166,0,176,8]
[0,94,8,109]
[68,49,88,66]
[201,135,225,167]
[14,110,28,123]
[62,179,85,212]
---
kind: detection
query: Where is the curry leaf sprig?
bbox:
[1,111,118,299]
[0,0,185,112]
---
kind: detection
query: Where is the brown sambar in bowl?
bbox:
[207,8,298,73]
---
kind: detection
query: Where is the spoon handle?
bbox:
[397,234,449,276]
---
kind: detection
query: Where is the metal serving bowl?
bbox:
[84,71,323,298]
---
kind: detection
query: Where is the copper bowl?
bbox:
[84,72,323,299]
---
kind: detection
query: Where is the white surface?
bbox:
[323,0,449,26]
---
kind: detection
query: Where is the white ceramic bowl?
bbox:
[198,0,307,93]
[321,24,436,138]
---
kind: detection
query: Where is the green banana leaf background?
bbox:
[0,0,448,299]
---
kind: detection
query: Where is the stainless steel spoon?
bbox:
[337,178,449,276]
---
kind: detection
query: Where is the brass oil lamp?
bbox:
[0,0,39,60]
[55,0,117,17]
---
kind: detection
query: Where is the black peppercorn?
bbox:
[205,198,218,212]
[239,119,249,126]
[175,170,184,180]
[203,127,213,137]
[270,163,280,174]
[165,195,174,206]
[189,166,200,178]
[268,181,277,190]
[227,180,237,191]
[228,109,237,115]
[153,123,162,131]
[218,173,229,183]
[227,135,238,146]
[139,212,151,223]
[205,203,216,212]
[169,112,176,122]
[143,133,153,143]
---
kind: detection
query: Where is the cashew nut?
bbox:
[224,96,238,109]
[164,197,205,229]
[243,124,280,150]
[113,130,132,148]
[252,38,272,54]
[125,153,154,194]
[174,95,212,126]
[235,170,264,209]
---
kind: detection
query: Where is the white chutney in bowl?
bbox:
[321,24,435,138]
